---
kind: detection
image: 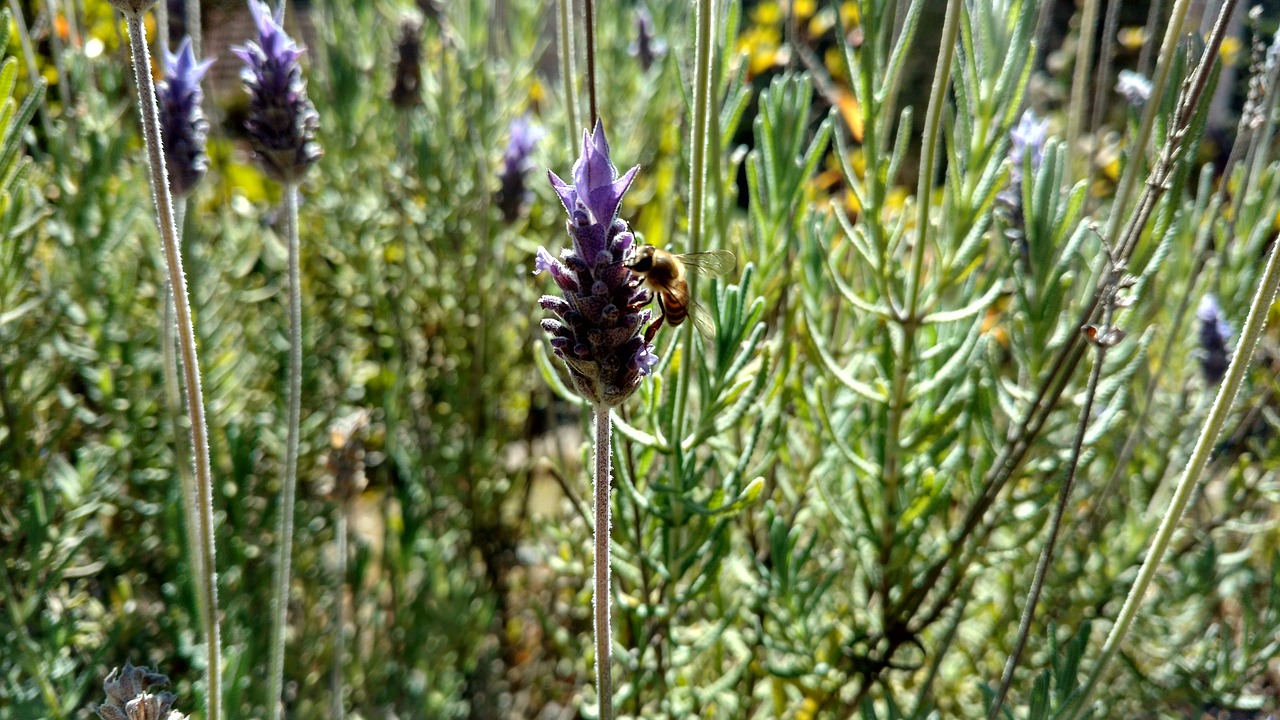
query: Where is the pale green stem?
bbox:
[267,182,303,720]
[556,0,577,145]
[592,404,613,720]
[672,0,715,458]
[329,507,348,720]
[1102,0,1191,245]
[186,0,202,58]
[155,0,168,62]
[884,0,960,610]
[164,199,206,620]
[1068,230,1280,719]
[584,0,597,125]
[123,12,221,720]
[1064,0,1100,175]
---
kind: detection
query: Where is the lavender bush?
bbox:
[5,1,1280,719]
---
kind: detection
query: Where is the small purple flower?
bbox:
[234,0,321,183]
[158,37,214,199]
[1197,295,1233,384]
[96,663,186,720]
[1115,70,1153,107]
[536,121,656,406]
[497,115,544,221]
[628,6,667,72]
[998,110,1049,251]
[1008,110,1049,183]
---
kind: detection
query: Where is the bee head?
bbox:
[623,244,655,273]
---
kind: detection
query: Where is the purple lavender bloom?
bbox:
[497,115,544,221]
[628,6,667,72]
[1115,70,1153,107]
[233,0,321,183]
[1197,295,1233,384]
[158,37,213,199]
[535,121,656,406]
[998,110,1050,250]
[1008,110,1049,184]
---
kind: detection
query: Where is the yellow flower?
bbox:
[751,1,782,27]
[1220,36,1243,66]
[736,25,783,77]
[794,0,817,21]
[840,1,860,28]
[1117,26,1147,50]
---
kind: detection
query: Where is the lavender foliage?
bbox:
[535,121,655,407]
[1197,295,1233,384]
[234,0,321,183]
[497,115,543,221]
[157,37,213,199]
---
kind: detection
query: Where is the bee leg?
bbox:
[644,312,665,345]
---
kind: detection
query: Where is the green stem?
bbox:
[557,0,577,144]
[1064,0,1100,174]
[672,0,715,455]
[123,12,221,720]
[883,0,960,614]
[593,404,613,720]
[267,182,303,720]
[164,199,206,623]
[329,507,348,719]
[1067,232,1280,717]
[584,0,597,125]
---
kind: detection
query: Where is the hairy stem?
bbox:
[1064,0,1100,174]
[186,0,202,57]
[124,13,221,720]
[593,404,613,720]
[164,199,206,620]
[268,182,303,720]
[584,0,597,126]
[556,0,577,144]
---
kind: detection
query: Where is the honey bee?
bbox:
[623,245,737,340]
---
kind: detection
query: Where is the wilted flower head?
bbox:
[1197,295,1233,384]
[535,121,655,407]
[234,0,322,183]
[628,6,667,72]
[158,37,214,198]
[497,116,544,221]
[1115,70,1153,107]
[390,17,424,109]
[96,663,188,720]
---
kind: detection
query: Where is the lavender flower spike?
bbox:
[536,121,656,407]
[1197,294,1233,384]
[234,0,321,183]
[497,115,544,221]
[158,37,214,198]
[628,5,667,72]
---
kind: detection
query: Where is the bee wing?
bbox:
[676,249,737,277]
[689,301,718,340]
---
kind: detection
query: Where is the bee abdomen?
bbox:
[662,293,689,326]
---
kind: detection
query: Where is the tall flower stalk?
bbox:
[234,1,321,717]
[108,2,221,719]
[535,122,654,720]
[156,33,213,623]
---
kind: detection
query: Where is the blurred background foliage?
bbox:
[4,0,1280,718]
